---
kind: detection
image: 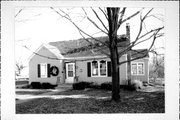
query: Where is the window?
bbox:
[38,63,50,78]
[92,61,98,76]
[91,60,107,77]
[131,63,137,75]
[40,63,47,78]
[100,60,106,76]
[131,62,144,75]
[138,63,144,75]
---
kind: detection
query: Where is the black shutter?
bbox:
[107,61,112,77]
[87,62,91,77]
[64,63,66,79]
[47,64,51,77]
[37,64,41,78]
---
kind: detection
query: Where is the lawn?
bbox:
[16,88,164,113]
[16,90,50,95]
[16,80,29,85]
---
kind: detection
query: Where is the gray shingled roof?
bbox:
[48,35,149,58]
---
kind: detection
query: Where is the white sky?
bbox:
[15,7,165,66]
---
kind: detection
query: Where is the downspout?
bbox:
[126,23,132,85]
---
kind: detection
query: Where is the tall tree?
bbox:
[107,8,121,100]
[52,7,164,101]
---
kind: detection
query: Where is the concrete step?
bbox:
[55,84,73,89]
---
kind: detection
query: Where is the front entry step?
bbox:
[55,84,73,89]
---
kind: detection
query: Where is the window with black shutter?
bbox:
[107,61,112,77]
[87,60,111,77]
[37,63,50,78]
[47,64,51,77]
[37,64,41,78]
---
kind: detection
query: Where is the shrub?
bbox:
[41,83,54,89]
[100,82,112,90]
[30,82,41,89]
[130,79,143,90]
[21,84,31,89]
[120,85,136,91]
[73,82,91,90]
[89,82,100,89]
[142,81,148,86]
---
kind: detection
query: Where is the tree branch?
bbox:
[133,31,164,47]
[121,9,142,24]
[82,8,108,34]
[24,45,109,61]
[132,8,154,45]
[118,23,163,65]
[91,8,109,32]
[147,14,164,22]
[50,7,109,47]
[99,7,108,21]
[15,9,23,18]
[117,7,126,28]
[119,53,147,65]
[117,8,143,30]
[78,29,110,57]
[24,45,61,60]
[138,26,164,40]
[150,50,164,56]
[148,29,161,51]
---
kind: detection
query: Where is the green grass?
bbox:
[16,88,164,113]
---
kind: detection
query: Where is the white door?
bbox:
[66,63,75,83]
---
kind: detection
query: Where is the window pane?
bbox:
[131,63,137,75]
[68,64,73,71]
[100,61,106,76]
[92,61,98,76]
[68,71,73,77]
[67,64,74,77]
[138,63,144,75]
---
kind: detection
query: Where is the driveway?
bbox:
[16,85,72,104]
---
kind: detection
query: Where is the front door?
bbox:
[65,63,75,83]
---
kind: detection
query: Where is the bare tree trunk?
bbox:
[107,8,120,101]
[110,47,120,101]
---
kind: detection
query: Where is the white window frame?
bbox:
[91,61,99,77]
[40,63,47,78]
[91,60,107,77]
[131,62,145,75]
[131,63,137,75]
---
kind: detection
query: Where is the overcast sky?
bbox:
[15,7,165,66]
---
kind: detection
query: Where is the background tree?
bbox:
[50,7,164,101]
[149,53,164,81]
[15,61,25,77]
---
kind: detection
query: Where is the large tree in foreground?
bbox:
[51,7,164,101]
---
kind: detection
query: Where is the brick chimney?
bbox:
[126,23,130,41]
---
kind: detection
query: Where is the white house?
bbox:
[29,35,149,85]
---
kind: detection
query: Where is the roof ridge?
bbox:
[48,35,127,44]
